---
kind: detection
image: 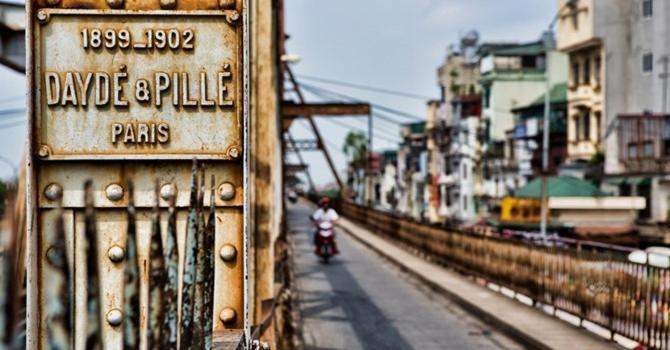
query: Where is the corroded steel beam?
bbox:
[282,102,371,119]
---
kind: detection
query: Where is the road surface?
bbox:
[289,201,523,350]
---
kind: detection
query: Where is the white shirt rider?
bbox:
[311,208,339,222]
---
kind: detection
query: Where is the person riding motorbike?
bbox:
[311,197,340,255]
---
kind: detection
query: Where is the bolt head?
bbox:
[36,11,48,23]
[219,307,236,324]
[160,0,176,9]
[43,183,63,201]
[160,183,177,201]
[106,309,123,326]
[106,0,123,8]
[227,146,240,159]
[37,145,50,158]
[218,182,236,201]
[107,245,125,263]
[105,183,124,201]
[219,244,237,262]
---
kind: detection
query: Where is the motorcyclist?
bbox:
[311,197,340,255]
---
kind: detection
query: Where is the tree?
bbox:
[342,131,368,167]
[342,131,368,192]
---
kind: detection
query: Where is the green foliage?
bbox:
[342,131,368,167]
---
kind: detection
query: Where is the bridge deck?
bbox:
[335,211,621,350]
[289,201,522,350]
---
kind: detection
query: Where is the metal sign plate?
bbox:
[34,10,242,160]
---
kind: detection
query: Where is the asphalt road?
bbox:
[289,201,524,350]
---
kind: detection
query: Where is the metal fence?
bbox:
[341,201,670,349]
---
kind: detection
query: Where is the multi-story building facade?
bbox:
[423,34,484,224]
[397,121,428,220]
[510,83,569,181]
[478,41,568,212]
[558,0,670,225]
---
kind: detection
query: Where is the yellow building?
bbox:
[557,0,604,165]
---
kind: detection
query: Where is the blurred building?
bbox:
[397,121,427,220]
[478,40,568,213]
[557,0,670,234]
[510,82,569,181]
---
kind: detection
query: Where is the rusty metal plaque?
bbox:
[33,10,242,160]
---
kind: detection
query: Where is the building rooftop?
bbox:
[489,41,544,57]
[515,176,606,198]
[512,83,567,113]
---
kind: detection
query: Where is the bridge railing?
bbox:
[341,201,670,349]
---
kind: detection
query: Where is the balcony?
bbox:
[617,114,670,173]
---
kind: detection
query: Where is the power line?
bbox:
[300,82,407,128]
[299,82,424,122]
[322,118,401,144]
[0,120,25,130]
[0,108,25,116]
[298,74,435,101]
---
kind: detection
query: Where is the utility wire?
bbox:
[299,82,424,122]
[0,120,25,130]
[0,108,26,116]
[322,118,401,144]
[297,74,435,101]
[300,84,404,135]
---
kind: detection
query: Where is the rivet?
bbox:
[106,309,123,326]
[219,244,237,262]
[37,145,50,158]
[106,0,123,8]
[224,10,240,24]
[219,307,236,324]
[160,183,177,201]
[36,11,48,23]
[218,182,235,201]
[107,245,125,263]
[43,183,63,201]
[160,0,176,9]
[227,146,240,159]
[105,183,124,201]
[219,0,234,8]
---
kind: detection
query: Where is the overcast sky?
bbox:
[286,0,557,188]
[0,0,556,182]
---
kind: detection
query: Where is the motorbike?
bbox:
[315,221,336,263]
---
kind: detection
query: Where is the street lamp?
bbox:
[540,30,554,240]
[540,0,576,240]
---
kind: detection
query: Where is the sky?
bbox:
[285,0,557,188]
[0,0,556,181]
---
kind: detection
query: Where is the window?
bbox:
[572,62,580,86]
[643,53,654,72]
[628,142,638,158]
[643,0,653,18]
[664,120,670,156]
[593,55,602,85]
[593,112,601,142]
[581,110,591,140]
[462,163,468,179]
[463,196,468,212]
[643,141,654,158]
[583,59,591,85]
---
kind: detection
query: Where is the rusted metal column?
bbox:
[162,191,179,350]
[123,182,140,349]
[28,0,249,347]
[148,181,165,348]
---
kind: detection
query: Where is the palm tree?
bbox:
[342,131,368,196]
